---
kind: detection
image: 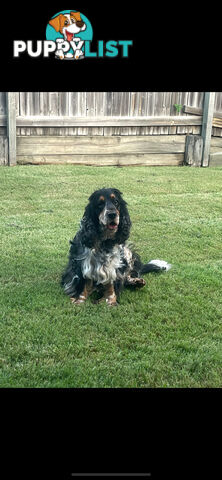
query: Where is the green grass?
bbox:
[1,165,222,387]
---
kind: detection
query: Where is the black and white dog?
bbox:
[61,188,171,306]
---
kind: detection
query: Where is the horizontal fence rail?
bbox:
[0,115,203,127]
[1,114,222,128]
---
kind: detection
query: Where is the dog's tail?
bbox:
[141,259,172,274]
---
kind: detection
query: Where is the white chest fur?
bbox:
[81,246,123,285]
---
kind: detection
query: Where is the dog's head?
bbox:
[81,188,132,247]
[49,12,86,41]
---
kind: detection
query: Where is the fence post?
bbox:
[184,135,203,167]
[6,92,17,166]
[201,92,215,167]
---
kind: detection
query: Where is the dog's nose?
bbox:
[107,212,116,220]
[76,21,84,28]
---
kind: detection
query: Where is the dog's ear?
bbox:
[88,190,100,203]
[115,198,132,244]
[71,11,82,22]
[49,14,62,32]
[112,188,123,197]
[80,204,98,248]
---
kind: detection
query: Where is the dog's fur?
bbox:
[61,188,171,306]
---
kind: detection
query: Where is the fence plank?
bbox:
[16,133,185,166]
[17,135,186,155]
[15,115,202,127]
[213,92,222,137]
[201,92,216,167]
[0,136,7,165]
[0,92,6,115]
[6,92,16,166]
[0,115,7,126]
[210,137,222,148]
[209,153,222,166]
[17,153,184,166]
[184,103,222,119]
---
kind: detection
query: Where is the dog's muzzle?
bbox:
[106,211,119,231]
[99,208,119,231]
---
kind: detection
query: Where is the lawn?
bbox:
[0,165,222,387]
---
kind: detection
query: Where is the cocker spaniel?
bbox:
[61,188,171,306]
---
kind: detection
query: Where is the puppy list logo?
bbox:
[13,10,133,60]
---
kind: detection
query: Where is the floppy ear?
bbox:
[115,196,132,244]
[71,11,82,22]
[80,203,98,248]
[49,14,62,32]
[112,188,123,196]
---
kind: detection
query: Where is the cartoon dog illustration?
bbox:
[49,12,86,60]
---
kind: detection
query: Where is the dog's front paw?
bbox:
[106,297,118,307]
[125,276,146,288]
[74,49,84,60]
[70,296,85,305]
[55,49,65,60]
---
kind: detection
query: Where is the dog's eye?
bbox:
[113,198,119,206]
[71,18,75,23]
[64,20,69,25]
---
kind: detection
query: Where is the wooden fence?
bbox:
[1,92,222,167]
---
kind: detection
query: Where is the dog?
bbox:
[61,188,171,306]
[49,11,86,59]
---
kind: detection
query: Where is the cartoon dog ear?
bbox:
[49,14,62,32]
[71,11,82,22]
